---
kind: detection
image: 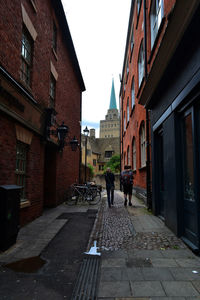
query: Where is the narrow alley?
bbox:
[1,190,200,299]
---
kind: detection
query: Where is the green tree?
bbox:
[88,163,94,177]
[104,154,120,173]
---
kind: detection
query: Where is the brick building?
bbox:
[122,0,200,251]
[0,0,85,226]
[120,0,149,202]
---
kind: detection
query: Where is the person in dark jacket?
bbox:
[105,167,115,208]
[120,165,133,206]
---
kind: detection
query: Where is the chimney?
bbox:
[90,128,95,138]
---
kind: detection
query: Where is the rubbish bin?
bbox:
[0,185,21,251]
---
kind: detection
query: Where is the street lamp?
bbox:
[45,109,79,152]
[83,126,89,183]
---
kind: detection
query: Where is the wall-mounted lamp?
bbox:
[45,108,79,152]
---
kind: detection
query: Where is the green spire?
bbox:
[109,78,117,109]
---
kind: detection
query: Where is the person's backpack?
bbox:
[121,170,133,185]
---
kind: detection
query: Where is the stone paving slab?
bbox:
[98,281,132,298]
[169,268,200,280]
[162,281,199,297]
[130,281,166,297]
[141,267,174,281]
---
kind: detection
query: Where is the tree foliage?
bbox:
[104,154,120,173]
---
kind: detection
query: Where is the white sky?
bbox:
[62,0,132,137]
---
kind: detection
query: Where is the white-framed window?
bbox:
[138,41,144,87]
[127,146,130,166]
[150,0,164,49]
[124,111,126,132]
[132,138,136,171]
[140,122,146,167]
[127,98,129,124]
[131,78,135,109]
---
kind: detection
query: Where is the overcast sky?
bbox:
[62,0,131,137]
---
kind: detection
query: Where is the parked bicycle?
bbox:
[65,182,102,205]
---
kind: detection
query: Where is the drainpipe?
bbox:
[144,0,152,210]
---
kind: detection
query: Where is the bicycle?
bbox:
[66,183,101,205]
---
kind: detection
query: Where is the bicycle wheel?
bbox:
[88,190,101,205]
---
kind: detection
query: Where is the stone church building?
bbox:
[81,79,120,177]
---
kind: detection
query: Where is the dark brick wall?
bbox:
[0,0,83,225]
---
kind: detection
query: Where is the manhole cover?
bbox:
[4,256,46,273]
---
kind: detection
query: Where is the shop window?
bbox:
[20,29,33,86]
[16,141,28,201]
[150,0,164,49]
[140,122,146,167]
[132,137,136,171]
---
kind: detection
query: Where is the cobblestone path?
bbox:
[88,190,186,252]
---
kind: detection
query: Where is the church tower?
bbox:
[100,79,120,138]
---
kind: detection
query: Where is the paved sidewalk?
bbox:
[97,190,200,300]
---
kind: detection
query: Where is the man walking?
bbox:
[105,168,115,208]
[120,165,133,206]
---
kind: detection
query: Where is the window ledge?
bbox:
[139,165,146,171]
[20,200,31,209]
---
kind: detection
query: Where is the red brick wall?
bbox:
[121,1,147,190]
[0,0,82,224]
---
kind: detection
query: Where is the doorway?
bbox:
[155,127,165,219]
[180,107,199,250]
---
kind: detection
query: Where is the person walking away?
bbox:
[121,165,133,206]
[105,168,115,208]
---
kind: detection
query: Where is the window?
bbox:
[93,159,96,166]
[131,78,135,109]
[105,151,112,158]
[130,27,134,52]
[127,146,130,165]
[52,22,57,52]
[16,141,28,201]
[150,0,164,48]
[99,165,104,171]
[138,42,144,87]
[140,122,146,167]
[137,0,142,15]
[126,59,129,79]
[50,74,56,107]
[132,138,136,171]
[127,98,129,123]
[20,29,33,86]
[124,152,126,166]
[124,111,126,132]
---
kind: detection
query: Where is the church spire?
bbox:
[109,78,117,109]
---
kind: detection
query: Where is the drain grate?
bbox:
[71,256,100,300]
